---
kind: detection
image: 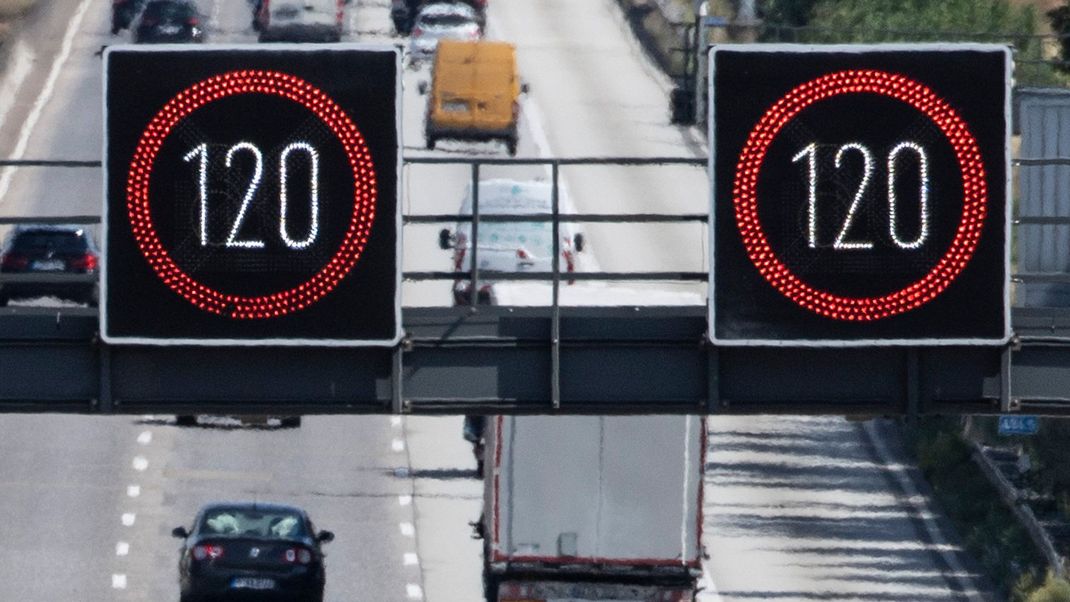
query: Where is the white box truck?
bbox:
[481,414,705,602]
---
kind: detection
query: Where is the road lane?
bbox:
[705,416,992,601]
[0,0,1002,601]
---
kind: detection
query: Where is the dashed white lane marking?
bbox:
[406,583,423,599]
[115,542,130,556]
[132,456,149,471]
[347,3,359,34]
[0,0,96,205]
[111,574,127,589]
[210,0,223,30]
[404,552,419,566]
[398,494,412,506]
[127,485,141,498]
[121,513,136,527]
[137,431,153,445]
[392,438,406,452]
[399,522,414,537]
[391,416,402,427]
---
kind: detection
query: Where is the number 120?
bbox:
[791,141,930,251]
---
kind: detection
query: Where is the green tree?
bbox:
[798,0,1050,83]
[1049,4,1070,74]
[1027,572,1070,602]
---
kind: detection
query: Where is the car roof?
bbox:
[12,224,91,235]
[418,2,476,18]
[461,179,557,213]
[198,501,309,516]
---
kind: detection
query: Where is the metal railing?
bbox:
[402,156,707,408]
[13,155,1070,298]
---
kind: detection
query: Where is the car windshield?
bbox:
[11,231,88,253]
[199,508,307,539]
[143,1,195,20]
[418,11,473,27]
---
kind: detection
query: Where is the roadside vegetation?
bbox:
[758,0,1062,85]
[905,417,1070,601]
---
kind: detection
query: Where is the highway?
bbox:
[0,0,995,599]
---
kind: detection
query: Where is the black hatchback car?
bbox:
[0,225,99,307]
[173,502,334,602]
[133,0,205,43]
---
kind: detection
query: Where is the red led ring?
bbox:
[732,69,988,322]
[126,70,377,320]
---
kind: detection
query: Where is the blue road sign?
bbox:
[998,415,1039,436]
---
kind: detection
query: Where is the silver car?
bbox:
[408,2,481,63]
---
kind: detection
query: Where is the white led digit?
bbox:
[278,142,319,250]
[887,141,929,250]
[223,142,265,249]
[183,143,209,246]
[833,142,874,250]
[792,143,818,248]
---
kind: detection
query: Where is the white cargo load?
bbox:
[484,414,704,573]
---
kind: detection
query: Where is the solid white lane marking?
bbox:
[392,438,405,452]
[121,513,136,526]
[697,562,723,602]
[0,42,34,137]
[398,494,412,506]
[116,541,130,556]
[399,522,414,537]
[406,583,423,599]
[404,552,419,566]
[132,456,148,471]
[0,0,96,204]
[862,420,986,602]
[137,431,153,445]
[391,416,402,427]
[111,574,127,589]
[127,485,140,498]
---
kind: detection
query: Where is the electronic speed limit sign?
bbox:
[709,45,1011,346]
[102,45,401,346]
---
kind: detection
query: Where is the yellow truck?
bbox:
[424,39,521,155]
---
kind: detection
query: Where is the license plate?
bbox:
[31,260,64,271]
[442,101,468,113]
[231,577,275,590]
[159,24,181,34]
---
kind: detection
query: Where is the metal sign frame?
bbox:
[707,43,1013,347]
[100,44,403,347]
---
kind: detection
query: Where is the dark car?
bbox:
[111,0,146,34]
[173,502,334,602]
[0,225,99,307]
[133,0,205,43]
[392,0,485,35]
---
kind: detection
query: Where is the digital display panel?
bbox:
[710,45,1010,345]
[103,45,400,346]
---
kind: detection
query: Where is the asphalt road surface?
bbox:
[0,0,995,600]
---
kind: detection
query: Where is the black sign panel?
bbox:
[709,45,1010,345]
[103,46,400,346]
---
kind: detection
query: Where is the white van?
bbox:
[438,179,587,305]
[256,0,342,42]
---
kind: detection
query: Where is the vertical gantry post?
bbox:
[470,163,481,307]
[551,162,562,410]
[906,348,920,419]
[391,342,404,414]
[99,342,113,413]
[1000,344,1014,413]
